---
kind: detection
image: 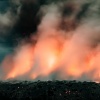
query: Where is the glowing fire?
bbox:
[1,36,100,83]
[1,14,100,83]
[30,49,59,79]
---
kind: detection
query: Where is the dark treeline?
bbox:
[0,80,100,100]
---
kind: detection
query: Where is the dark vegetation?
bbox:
[0,80,100,100]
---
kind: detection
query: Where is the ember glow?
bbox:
[0,0,100,82]
[1,33,100,82]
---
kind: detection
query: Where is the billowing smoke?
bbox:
[0,0,100,82]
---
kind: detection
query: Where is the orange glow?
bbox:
[30,38,60,78]
[67,62,83,78]
[30,49,59,79]
[4,44,35,79]
[1,33,100,82]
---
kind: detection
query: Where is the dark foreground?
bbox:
[0,80,100,100]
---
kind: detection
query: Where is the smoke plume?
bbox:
[0,0,100,82]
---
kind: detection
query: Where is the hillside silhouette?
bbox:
[0,80,100,100]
